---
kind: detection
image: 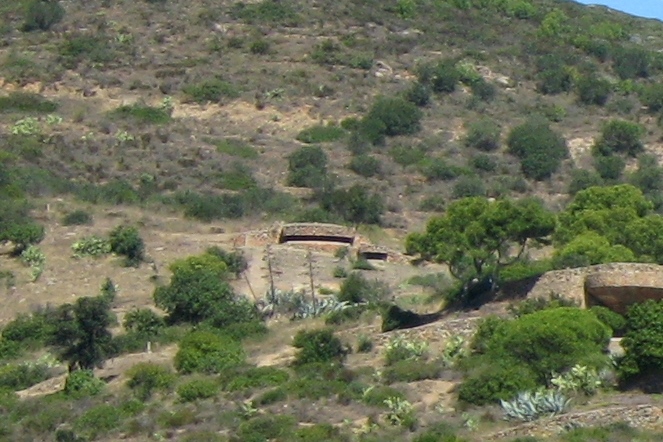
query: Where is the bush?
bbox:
[348,155,382,178]
[405,82,431,107]
[111,104,171,125]
[382,359,443,384]
[0,361,51,391]
[471,78,496,101]
[508,294,578,318]
[174,331,246,374]
[177,377,219,402]
[575,75,611,106]
[568,169,603,195]
[427,60,461,93]
[362,96,422,139]
[123,309,165,336]
[71,236,111,258]
[287,145,328,188]
[205,246,248,278]
[0,92,58,113]
[317,184,384,225]
[230,0,300,26]
[619,300,663,382]
[237,414,297,442]
[64,370,105,398]
[222,366,289,392]
[126,362,175,401]
[452,175,486,199]
[213,138,259,159]
[338,272,388,303]
[249,38,270,54]
[58,34,115,69]
[594,154,625,181]
[22,0,65,32]
[1,312,53,346]
[62,210,92,226]
[362,385,405,407]
[507,119,567,180]
[296,124,345,144]
[640,83,663,112]
[292,329,348,366]
[464,119,500,151]
[357,334,373,353]
[293,423,348,442]
[182,78,240,104]
[109,225,144,267]
[537,66,573,95]
[471,154,498,173]
[458,361,538,405]
[612,46,650,80]
[593,120,645,157]
[420,158,465,181]
[389,144,426,167]
[384,335,428,365]
[74,404,122,440]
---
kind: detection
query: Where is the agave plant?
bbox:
[257,289,351,320]
[500,388,571,422]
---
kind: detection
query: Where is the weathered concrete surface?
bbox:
[526,263,663,314]
[585,264,663,314]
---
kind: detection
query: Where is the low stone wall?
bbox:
[486,405,663,440]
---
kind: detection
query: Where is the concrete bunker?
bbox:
[278,223,356,246]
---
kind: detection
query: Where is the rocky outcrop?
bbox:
[526,263,663,314]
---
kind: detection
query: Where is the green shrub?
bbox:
[109,225,144,267]
[317,184,384,225]
[237,414,297,441]
[357,334,373,353]
[249,38,270,54]
[174,331,246,374]
[74,404,122,440]
[426,60,461,93]
[213,138,259,159]
[471,154,498,173]
[352,258,376,271]
[575,74,611,106]
[287,145,328,188]
[458,361,537,405]
[414,421,464,442]
[639,83,663,112]
[292,329,348,366]
[362,385,405,407]
[177,377,219,402]
[126,362,175,401]
[452,175,486,199]
[537,66,573,95]
[499,259,553,284]
[594,154,625,181]
[593,120,645,157]
[293,423,349,442]
[205,246,248,278]
[64,370,105,398]
[384,335,428,365]
[0,92,58,113]
[22,0,65,32]
[471,78,496,101]
[362,96,422,140]
[62,210,92,226]
[71,236,111,258]
[230,0,300,26]
[182,78,240,104]
[612,46,650,80]
[338,272,388,303]
[325,304,367,325]
[628,154,663,195]
[389,144,426,167]
[619,300,663,382]
[568,169,603,195]
[507,294,578,319]
[111,104,171,125]
[123,309,165,336]
[59,34,115,69]
[405,82,431,107]
[507,119,567,180]
[222,366,289,391]
[255,387,288,405]
[296,124,346,144]
[0,361,51,391]
[1,312,53,346]
[420,158,465,181]
[348,155,382,178]
[589,306,626,336]
[216,162,256,191]
[382,359,443,384]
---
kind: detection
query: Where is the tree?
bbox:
[109,224,145,267]
[51,296,114,371]
[552,231,636,269]
[153,252,259,326]
[555,184,652,246]
[624,215,663,264]
[620,300,663,384]
[406,197,556,288]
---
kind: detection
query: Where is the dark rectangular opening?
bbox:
[279,234,354,245]
[359,251,388,261]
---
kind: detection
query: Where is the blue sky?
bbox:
[574,1,663,21]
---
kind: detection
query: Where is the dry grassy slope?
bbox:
[3,0,663,230]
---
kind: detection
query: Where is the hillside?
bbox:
[3,0,663,441]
